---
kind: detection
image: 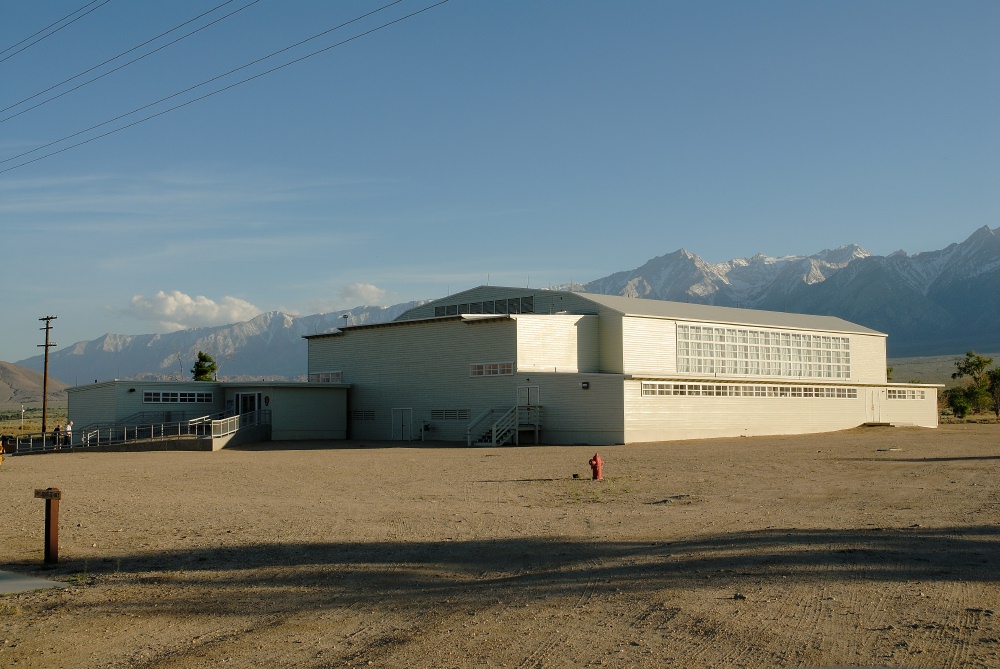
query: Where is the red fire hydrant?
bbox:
[589,453,604,480]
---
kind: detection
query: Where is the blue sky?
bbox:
[1,0,997,363]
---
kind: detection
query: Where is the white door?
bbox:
[516,385,539,407]
[866,390,881,422]
[391,408,412,441]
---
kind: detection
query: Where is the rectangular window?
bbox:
[887,389,926,400]
[143,390,213,403]
[350,410,375,420]
[641,382,858,400]
[676,324,852,380]
[470,361,514,377]
[308,371,343,383]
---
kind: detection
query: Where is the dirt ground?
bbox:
[1,424,997,669]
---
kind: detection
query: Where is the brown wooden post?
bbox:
[34,488,61,564]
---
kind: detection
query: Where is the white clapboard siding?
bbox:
[522,373,626,445]
[850,334,889,383]
[67,382,119,425]
[875,387,939,427]
[515,315,599,373]
[598,313,625,373]
[622,316,675,375]
[265,387,348,440]
[310,318,521,441]
[624,380,871,441]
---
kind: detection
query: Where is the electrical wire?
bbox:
[1,0,262,123]
[1,0,441,173]
[1,0,249,117]
[0,0,105,57]
[0,0,113,65]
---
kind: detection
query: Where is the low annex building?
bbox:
[67,380,347,446]
[305,286,938,445]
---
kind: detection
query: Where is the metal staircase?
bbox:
[466,405,540,446]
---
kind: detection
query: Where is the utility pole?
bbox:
[38,316,57,434]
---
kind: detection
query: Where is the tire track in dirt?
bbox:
[907,582,990,669]
[513,559,602,669]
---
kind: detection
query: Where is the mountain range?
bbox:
[14,226,1000,385]
[569,225,1000,357]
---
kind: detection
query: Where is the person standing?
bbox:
[64,421,73,446]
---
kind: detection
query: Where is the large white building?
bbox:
[306,286,938,445]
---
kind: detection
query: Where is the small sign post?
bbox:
[34,488,61,564]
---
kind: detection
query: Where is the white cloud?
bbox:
[126,291,261,331]
[338,283,386,306]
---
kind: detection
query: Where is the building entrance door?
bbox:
[236,392,261,415]
[866,389,881,423]
[516,385,539,407]
[391,408,413,441]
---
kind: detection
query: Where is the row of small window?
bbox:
[677,361,851,378]
[887,389,927,400]
[143,391,214,403]
[678,325,850,350]
[309,372,343,383]
[434,296,535,317]
[678,343,851,364]
[641,382,858,399]
[470,362,514,377]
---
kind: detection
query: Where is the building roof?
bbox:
[318,286,884,338]
[574,291,885,336]
[397,286,885,337]
[303,314,513,340]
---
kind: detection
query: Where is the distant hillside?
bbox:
[16,302,420,385]
[887,352,1000,388]
[0,361,68,410]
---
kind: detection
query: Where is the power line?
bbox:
[1,0,450,174]
[1,0,402,138]
[0,0,113,65]
[1,0,251,118]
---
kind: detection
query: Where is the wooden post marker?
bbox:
[34,488,62,564]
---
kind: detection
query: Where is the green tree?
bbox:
[191,351,218,381]
[987,368,1000,418]
[949,351,995,416]
[951,351,993,389]
[944,387,972,419]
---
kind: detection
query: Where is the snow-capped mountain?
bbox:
[570,225,1000,356]
[15,226,1000,384]
[575,244,871,308]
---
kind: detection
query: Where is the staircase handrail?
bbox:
[490,405,518,447]
[466,407,495,447]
